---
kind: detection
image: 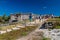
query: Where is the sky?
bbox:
[0,0,60,16]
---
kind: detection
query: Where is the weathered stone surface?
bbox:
[28,31,43,40]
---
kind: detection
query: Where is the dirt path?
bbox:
[17,19,47,40]
[17,23,43,40]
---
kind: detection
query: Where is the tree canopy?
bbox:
[0,14,10,23]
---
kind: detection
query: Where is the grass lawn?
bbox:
[0,26,37,40]
[55,26,60,29]
[47,18,60,22]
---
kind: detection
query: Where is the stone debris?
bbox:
[12,27,20,30]
[6,29,12,32]
[17,26,25,28]
[0,31,7,34]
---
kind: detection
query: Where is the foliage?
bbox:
[0,16,3,22]
[0,14,10,23]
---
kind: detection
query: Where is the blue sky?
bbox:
[0,0,60,16]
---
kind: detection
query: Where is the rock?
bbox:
[6,29,12,32]
[0,31,6,34]
[12,27,20,30]
[17,26,25,28]
[28,31,43,40]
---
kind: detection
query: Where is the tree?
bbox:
[0,16,3,22]
[2,14,6,22]
[5,16,10,21]
[2,14,10,23]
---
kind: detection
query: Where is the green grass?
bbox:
[47,18,60,22]
[43,38,51,40]
[46,18,60,29]
[0,26,37,40]
[55,26,60,29]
